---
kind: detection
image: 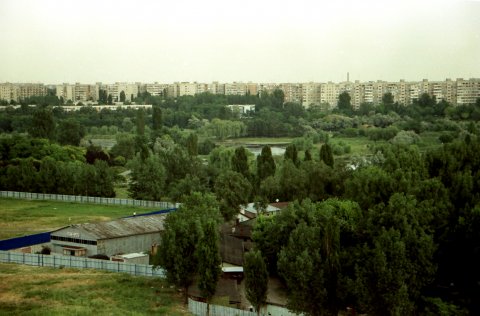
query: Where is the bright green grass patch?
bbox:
[0,198,157,240]
[0,263,190,316]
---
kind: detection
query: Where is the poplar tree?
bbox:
[195,219,222,316]
[244,250,268,316]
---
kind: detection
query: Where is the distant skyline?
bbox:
[1,0,479,84]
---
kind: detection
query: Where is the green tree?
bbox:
[185,133,198,156]
[93,160,115,197]
[152,105,163,131]
[320,143,334,167]
[231,146,250,178]
[37,156,59,193]
[337,91,352,115]
[382,92,394,109]
[244,249,268,316]
[355,193,436,315]
[195,219,222,316]
[120,90,126,103]
[107,94,113,105]
[279,160,307,201]
[256,145,276,181]
[304,149,312,161]
[214,170,251,221]
[128,154,166,200]
[156,192,221,304]
[57,119,85,146]
[29,107,55,139]
[284,144,299,166]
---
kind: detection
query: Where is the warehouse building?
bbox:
[50,214,166,257]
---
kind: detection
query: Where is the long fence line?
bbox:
[188,299,301,316]
[188,298,256,316]
[0,191,174,209]
[0,250,165,278]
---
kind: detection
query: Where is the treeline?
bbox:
[0,135,115,197]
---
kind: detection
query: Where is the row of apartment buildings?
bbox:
[1,78,479,108]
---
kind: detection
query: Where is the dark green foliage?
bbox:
[284,144,299,166]
[152,105,162,131]
[29,107,55,140]
[231,146,250,178]
[244,250,268,316]
[355,194,436,315]
[56,119,85,146]
[195,219,222,315]
[337,91,352,115]
[278,160,307,201]
[127,154,165,201]
[256,145,276,181]
[198,138,216,155]
[382,92,394,108]
[156,192,221,304]
[85,143,110,164]
[304,149,312,161]
[185,133,198,156]
[109,133,136,161]
[320,143,334,167]
[214,170,251,221]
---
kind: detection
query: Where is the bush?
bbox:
[391,130,421,145]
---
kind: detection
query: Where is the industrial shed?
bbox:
[50,214,166,257]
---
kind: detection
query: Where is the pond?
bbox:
[246,146,286,157]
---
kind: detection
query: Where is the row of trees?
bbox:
[0,135,115,197]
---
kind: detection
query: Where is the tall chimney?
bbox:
[347,72,350,82]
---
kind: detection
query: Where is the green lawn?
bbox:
[0,199,157,240]
[0,263,190,315]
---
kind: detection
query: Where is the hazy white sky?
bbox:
[0,0,479,84]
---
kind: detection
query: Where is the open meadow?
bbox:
[0,263,190,315]
[0,199,158,240]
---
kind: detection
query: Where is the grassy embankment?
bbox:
[0,199,158,240]
[0,263,190,315]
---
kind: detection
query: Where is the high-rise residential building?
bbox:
[0,83,18,103]
[16,83,47,101]
[280,83,302,104]
[145,82,168,96]
[319,82,337,108]
[56,83,75,102]
[456,78,480,105]
[224,82,247,95]
[246,82,258,96]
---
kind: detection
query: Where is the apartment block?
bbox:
[280,83,302,104]
[145,82,168,96]
[0,83,18,103]
[224,82,247,95]
[456,78,480,105]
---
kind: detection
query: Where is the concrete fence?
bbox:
[0,250,165,278]
[188,298,256,316]
[188,298,301,316]
[0,191,174,209]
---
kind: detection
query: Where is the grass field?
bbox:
[0,199,158,240]
[0,263,190,315]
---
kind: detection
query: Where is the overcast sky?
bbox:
[0,0,479,84]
